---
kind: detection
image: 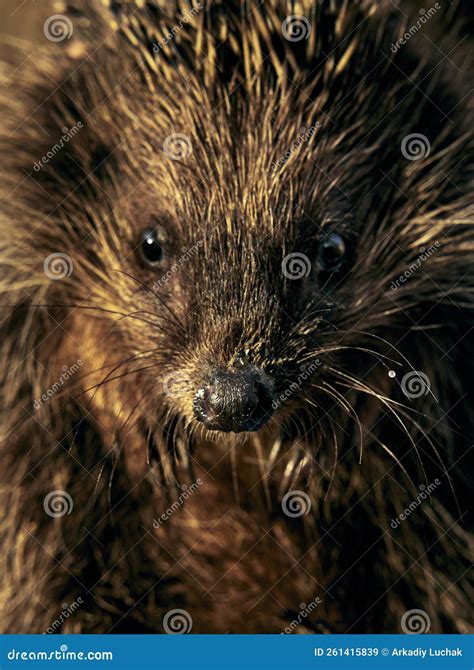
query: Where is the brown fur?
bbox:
[0,0,472,633]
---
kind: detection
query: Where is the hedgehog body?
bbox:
[0,0,472,633]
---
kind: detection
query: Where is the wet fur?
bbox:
[0,0,472,633]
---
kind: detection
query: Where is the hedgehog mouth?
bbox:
[194,409,272,434]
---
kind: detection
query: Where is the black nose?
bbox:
[193,367,276,433]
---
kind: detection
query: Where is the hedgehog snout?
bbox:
[193,366,275,433]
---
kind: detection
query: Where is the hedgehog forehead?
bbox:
[49,1,396,239]
[147,110,332,234]
[132,122,354,247]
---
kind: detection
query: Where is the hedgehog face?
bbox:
[107,145,387,440]
[2,0,470,471]
[134,211,360,436]
[62,65,465,450]
[107,166,358,436]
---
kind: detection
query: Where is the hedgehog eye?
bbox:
[139,228,165,267]
[317,232,346,272]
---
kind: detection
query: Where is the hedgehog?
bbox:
[0,0,472,634]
